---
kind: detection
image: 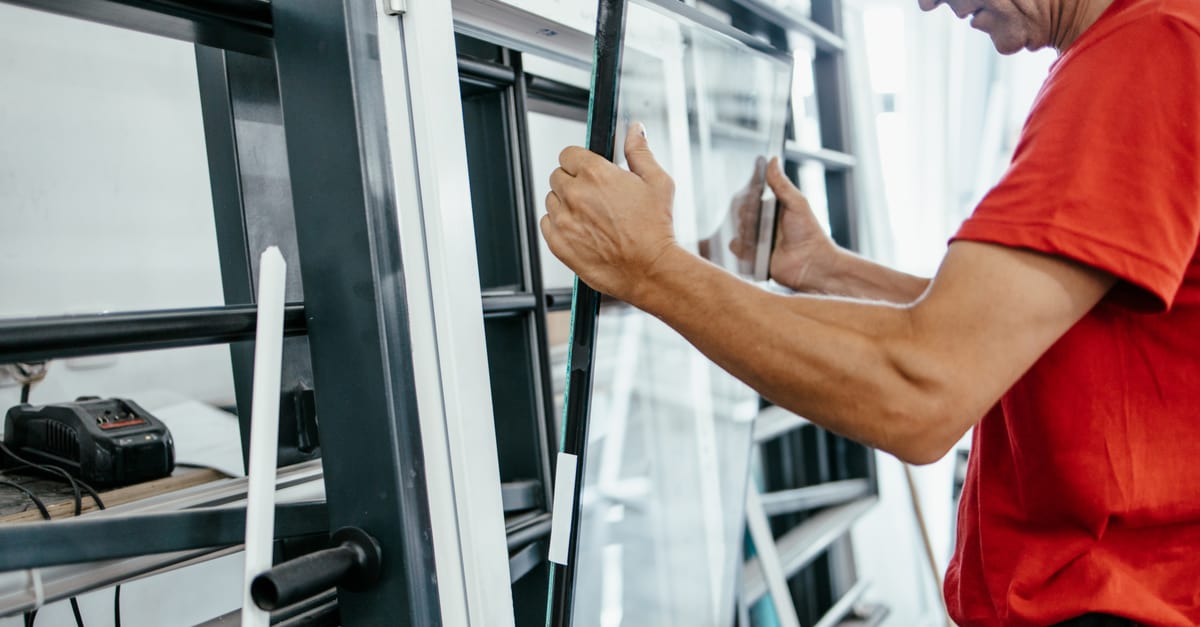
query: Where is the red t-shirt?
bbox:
[946,0,1200,625]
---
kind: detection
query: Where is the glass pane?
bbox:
[561,2,793,625]
[527,110,589,290]
[0,4,224,318]
[461,83,527,293]
[483,315,546,483]
[546,310,572,429]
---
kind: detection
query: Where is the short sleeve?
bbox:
[952,13,1200,312]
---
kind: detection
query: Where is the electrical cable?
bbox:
[0,480,51,519]
[0,430,104,627]
[0,478,50,626]
[3,382,121,626]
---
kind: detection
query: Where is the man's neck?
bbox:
[1050,0,1116,52]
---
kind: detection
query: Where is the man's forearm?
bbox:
[799,247,931,304]
[635,246,954,464]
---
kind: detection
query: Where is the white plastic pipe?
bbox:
[241,247,287,627]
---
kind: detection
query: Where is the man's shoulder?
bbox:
[1060,0,1200,70]
[1105,0,1200,43]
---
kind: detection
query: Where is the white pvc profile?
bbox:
[742,496,877,604]
[374,3,515,626]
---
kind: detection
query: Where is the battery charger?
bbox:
[3,397,175,487]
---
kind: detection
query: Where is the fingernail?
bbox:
[635,122,647,138]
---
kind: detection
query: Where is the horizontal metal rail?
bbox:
[0,501,327,572]
[2,0,273,56]
[457,56,517,85]
[508,540,545,584]
[742,496,876,604]
[525,75,590,109]
[0,461,324,615]
[0,303,307,364]
[813,578,871,627]
[505,511,551,552]
[482,293,539,317]
[544,288,573,312]
[501,479,542,513]
[784,141,858,171]
[728,0,845,53]
[760,479,872,517]
[754,405,811,443]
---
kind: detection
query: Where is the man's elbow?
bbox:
[891,439,952,466]
[880,393,965,466]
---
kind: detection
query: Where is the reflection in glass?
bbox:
[564,1,792,625]
[790,35,824,149]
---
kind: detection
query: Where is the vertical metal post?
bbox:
[195,45,319,469]
[270,1,441,623]
[511,51,559,507]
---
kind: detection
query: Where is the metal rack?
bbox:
[0,0,513,624]
[0,0,888,624]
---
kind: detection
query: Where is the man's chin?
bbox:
[989,33,1029,55]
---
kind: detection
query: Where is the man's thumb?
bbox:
[624,122,668,186]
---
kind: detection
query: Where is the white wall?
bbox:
[0,2,235,408]
[0,4,243,624]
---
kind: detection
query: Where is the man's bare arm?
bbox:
[757,160,930,304]
[628,240,1112,463]
[541,127,1115,464]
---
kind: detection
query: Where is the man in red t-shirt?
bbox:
[541,0,1200,624]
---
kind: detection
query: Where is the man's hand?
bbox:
[541,123,679,304]
[761,158,839,292]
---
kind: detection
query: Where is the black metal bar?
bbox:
[544,288,574,311]
[195,45,322,470]
[2,0,273,57]
[513,51,562,516]
[501,479,542,512]
[550,0,628,623]
[509,541,545,584]
[271,0,441,623]
[482,293,539,317]
[760,479,872,517]
[0,304,307,364]
[525,75,590,109]
[506,512,552,551]
[0,501,327,572]
[457,56,517,85]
